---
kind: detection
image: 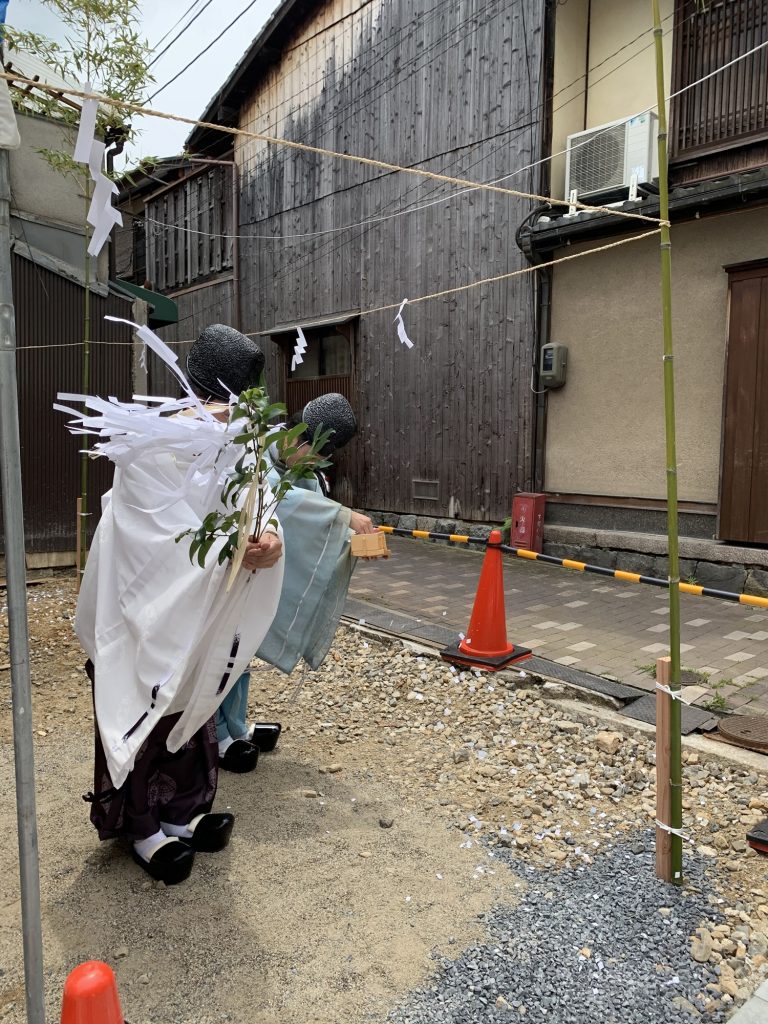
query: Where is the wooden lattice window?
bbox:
[145,165,233,291]
[671,0,768,161]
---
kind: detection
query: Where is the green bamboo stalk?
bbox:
[652,0,683,883]
[79,172,91,583]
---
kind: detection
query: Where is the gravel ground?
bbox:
[390,836,727,1024]
[2,577,768,1023]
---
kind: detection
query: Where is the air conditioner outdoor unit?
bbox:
[565,112,659,199]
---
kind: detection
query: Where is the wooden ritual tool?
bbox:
[351,532,390,559]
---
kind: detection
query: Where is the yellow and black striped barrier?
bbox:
[376,525,768,611]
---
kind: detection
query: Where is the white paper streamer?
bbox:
[88,205,122,258]
[394,299,414,349]
[73,82,98,163]
[291,326,308,372]
[88,173,118,228]
[104,315,206,414]
[54,317,238,516]
[73,98,123,258]
[87,138,106,179]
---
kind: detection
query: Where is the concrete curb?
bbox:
[724,979,768,1022]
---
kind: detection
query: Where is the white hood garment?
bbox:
[57,319,284,788]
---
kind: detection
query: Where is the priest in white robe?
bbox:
[61,322,286,885]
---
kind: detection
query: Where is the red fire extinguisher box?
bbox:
[511,492,546,552]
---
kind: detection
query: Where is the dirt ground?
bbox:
[3,576,768,1024]
[0,577,510,1024]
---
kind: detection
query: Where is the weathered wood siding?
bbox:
[152,278,235,395]
[234,0,545,521]
[146,166,234,292]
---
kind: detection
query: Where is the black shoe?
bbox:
[218,739,259,774]
[248,722,282,753]
[186,812,235,853]
[131,838,195,885]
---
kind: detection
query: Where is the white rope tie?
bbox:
[655,819,692,843]
[655,682,692,704]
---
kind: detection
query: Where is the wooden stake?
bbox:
[75,497,82,593]
[655,655,672,881]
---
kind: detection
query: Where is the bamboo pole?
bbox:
[655,656,672,881]
[79,173,91,583]
[652,0,683,883]
[75,497,82,592]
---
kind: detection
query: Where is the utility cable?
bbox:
[0,70,667,225]
[136,22,680,246]
[16,230,660,350]
[150,0,262,100]
[149,0,217,69]
[151,0,208,52]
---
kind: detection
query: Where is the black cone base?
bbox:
[440,643,532,672]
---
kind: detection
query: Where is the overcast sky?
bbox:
[6,0,279,167]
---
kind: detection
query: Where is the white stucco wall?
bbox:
[545,206,768,503]
[10,112,108,283]
[11,113,84,227]
[551,0,673,199]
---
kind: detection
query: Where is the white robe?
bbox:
[58,318,298,788]
[76,446,284,790]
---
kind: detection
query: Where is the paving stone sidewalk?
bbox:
[349,536,768,716]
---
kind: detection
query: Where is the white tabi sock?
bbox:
[133,829,172,863]
[161,820,194,840]
[218,735,235,756]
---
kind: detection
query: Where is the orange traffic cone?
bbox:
[441,529,531,671]
[61,961,124,1024]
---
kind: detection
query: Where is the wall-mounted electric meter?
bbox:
[539,342,568,388]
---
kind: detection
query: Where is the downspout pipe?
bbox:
[105,126,128,283]
[534,264,552,493]
[518,0,557,494]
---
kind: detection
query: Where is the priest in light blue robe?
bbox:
[216,393,375,770]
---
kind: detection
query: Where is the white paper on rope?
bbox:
[88,173,118,227]
[394,299,415,349]
[73,90,122,259]
[291,326,308,372]
[73,83,98,163]
[87,138,106,179]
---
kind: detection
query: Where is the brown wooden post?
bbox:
[655,655,672,881]
[75,497,82,593]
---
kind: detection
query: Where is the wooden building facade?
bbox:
[138,0,551,521]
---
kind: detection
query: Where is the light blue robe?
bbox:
[216,466,353,742]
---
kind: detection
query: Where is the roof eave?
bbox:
[185,0,318,155]
[519,168,768,257]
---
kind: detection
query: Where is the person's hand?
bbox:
[242,531,283,571]
[350,511,375,535]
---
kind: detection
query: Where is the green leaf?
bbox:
[196,536,215,568]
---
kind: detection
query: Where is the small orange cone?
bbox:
[441,529,531,671]
[61,961,124,1024]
